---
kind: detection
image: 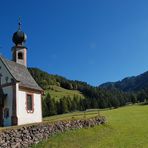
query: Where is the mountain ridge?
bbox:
[99,71,148,91]
[29,67,148,92]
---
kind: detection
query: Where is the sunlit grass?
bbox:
[33,105,148,148]
[45,85,84,100]
[43,108,108,123]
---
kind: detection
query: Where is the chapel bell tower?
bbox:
[12,18,27,67]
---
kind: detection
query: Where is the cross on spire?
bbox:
[18,17,22,31]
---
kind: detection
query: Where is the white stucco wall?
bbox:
[0,59,14,126]
[15,48,27,66]
[16,84,42,125]
[0,58,42,126]
[3,86,13,126]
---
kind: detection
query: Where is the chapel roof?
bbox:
[0,55,43,92]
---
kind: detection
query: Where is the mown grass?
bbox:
[43,109,103,123]
[33,105,148,148]
[46,85,84,101]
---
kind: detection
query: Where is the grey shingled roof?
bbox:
[0,56,43,91]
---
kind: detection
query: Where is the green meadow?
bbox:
[33,105,148,148]
[46,85,84,100]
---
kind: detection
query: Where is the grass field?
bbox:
[33,105,148,148]
[46,85,84,100]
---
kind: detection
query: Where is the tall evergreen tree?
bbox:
[45,93,56,115]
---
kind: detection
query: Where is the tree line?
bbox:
[42,87,148,117]
[29,68,148,117]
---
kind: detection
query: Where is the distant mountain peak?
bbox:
[99,71,148,92]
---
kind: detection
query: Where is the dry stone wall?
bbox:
[0,116,106,148]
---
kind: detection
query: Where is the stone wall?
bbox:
[0,116,106,148]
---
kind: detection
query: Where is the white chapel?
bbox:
[0,21,43,126]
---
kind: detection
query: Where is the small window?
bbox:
[18,52,23,60]
[26,94,34,113]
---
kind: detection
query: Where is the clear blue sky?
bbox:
[1,0,148,86]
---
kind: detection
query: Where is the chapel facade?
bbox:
[0,21,43,127]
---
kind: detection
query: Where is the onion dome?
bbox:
[12,31,27,45]
[12,18,27,45]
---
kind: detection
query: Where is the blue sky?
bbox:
[1,0,148,86]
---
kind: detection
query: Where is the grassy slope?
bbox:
[43,109,102,123]
[45,85,84,100]
[33,105,148,148]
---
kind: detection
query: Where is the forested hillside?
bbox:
[100,71,148,91]
[29,68,148,117]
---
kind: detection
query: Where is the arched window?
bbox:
[18,52,23,60]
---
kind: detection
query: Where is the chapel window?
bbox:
[26,94,34,113]
[18,52,23,60]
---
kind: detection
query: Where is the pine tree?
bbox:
[59,98,68,114]
[45,93,56,115]
[42,98,49,117]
